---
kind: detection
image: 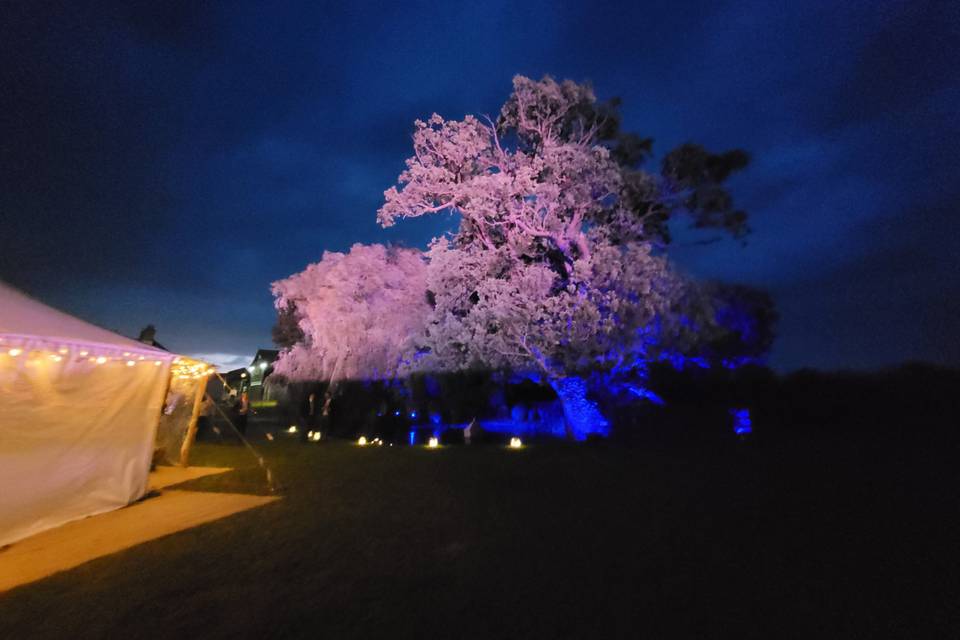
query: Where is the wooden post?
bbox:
[179,374,209,467]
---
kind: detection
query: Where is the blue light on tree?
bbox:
[731,408,752,435]
[549,377,610,440]
[626,385,666,405]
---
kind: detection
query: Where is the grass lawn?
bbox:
[1,432,957,638]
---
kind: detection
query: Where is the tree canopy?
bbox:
[272,75,772,436]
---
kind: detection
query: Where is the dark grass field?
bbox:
[1,431,958,639]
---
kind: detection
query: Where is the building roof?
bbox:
[252,349,279,364]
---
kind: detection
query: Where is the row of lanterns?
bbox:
[268,426,525,449]
[356,435,523,448]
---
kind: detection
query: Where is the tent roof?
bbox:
[0,281,171,357]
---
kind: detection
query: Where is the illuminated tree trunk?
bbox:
[321,350,349,420]
[548,376,610,441]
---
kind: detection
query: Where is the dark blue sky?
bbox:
[2,1,958,371]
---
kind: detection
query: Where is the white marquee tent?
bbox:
[0,282,206,547]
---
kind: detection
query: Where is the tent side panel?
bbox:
[0,356,171,547]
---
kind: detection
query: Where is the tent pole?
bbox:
[179,375,209,467]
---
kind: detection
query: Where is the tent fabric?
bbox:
[0,282,170,357]
[0,282,177,547]
[154,372,205,465]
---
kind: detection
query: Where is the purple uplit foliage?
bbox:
[379,77,684,382]
[271,244,429,384]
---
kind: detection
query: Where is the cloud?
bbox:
[189,352,254,372]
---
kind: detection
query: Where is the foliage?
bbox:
[271,301,304,349]
[654,281,778,367]
[271,243,429,384]
[379,75,705,380]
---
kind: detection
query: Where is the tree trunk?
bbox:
[548,376,610,441]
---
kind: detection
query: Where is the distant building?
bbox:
[221,349,279,402]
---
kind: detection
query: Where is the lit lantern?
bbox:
[95,356,107,365]
[509,437,522,449]
[427,437,439,448]
[154,360,162,366]
[310,431,322,442]
[58,347,69,355]
[358,436,368,446]
[79,350,89,357]
[8,348,22,357]
[126,360,136,367]
[287,425,298,434]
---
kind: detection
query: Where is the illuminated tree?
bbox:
[276,76,765,440]
[271,243,429,414]
[378,76,753,438]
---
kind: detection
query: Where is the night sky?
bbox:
[2,1,958,371]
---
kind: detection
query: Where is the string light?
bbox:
[357,436,368,446]
[427,437,439,448]
[509,437,523,448]
[0,336,204,382]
